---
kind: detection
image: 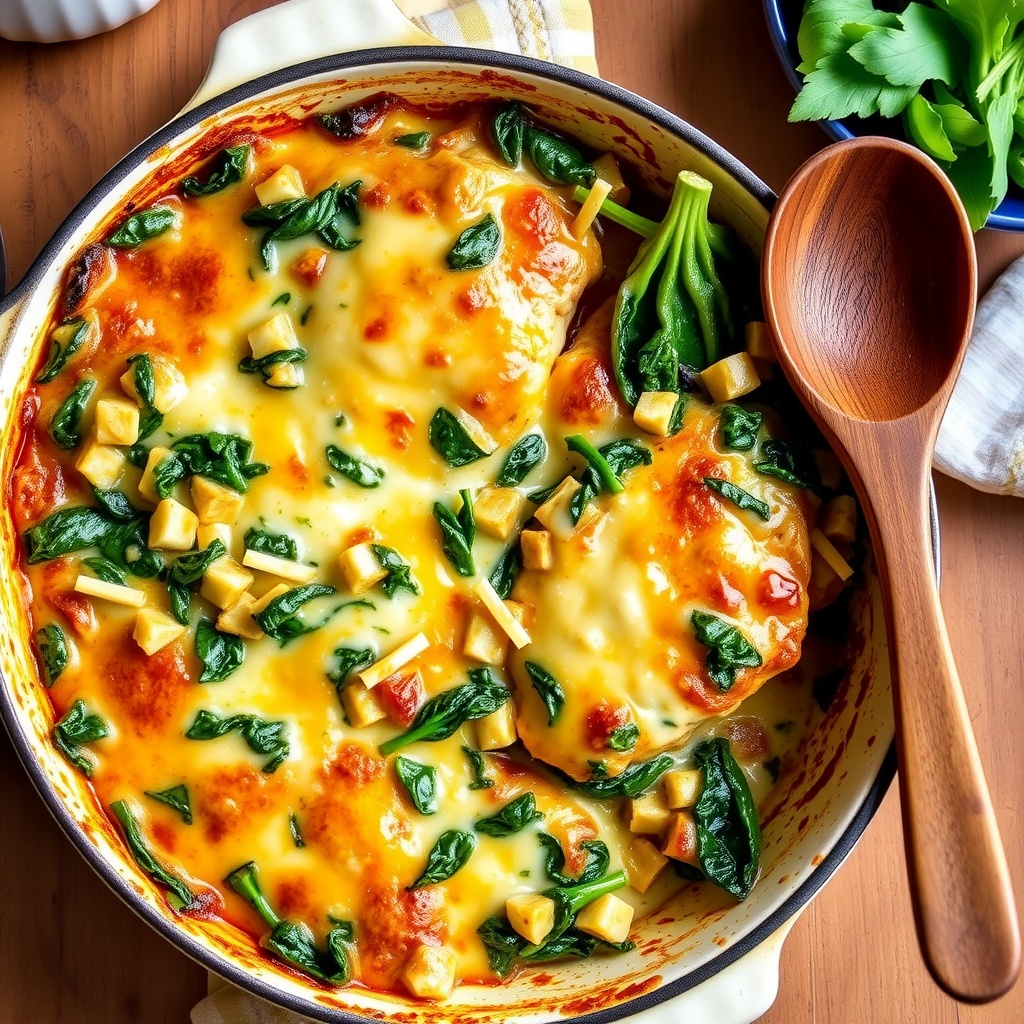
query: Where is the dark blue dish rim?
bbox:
[761,0,1024,231]
[0,44,898,1024]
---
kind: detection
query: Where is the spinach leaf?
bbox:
[182,145,250,197]
[521,929,599,962]
[53,699,108,777]
[49,378,96,449]
[124,354,163,439]
[703,477,770,521]
[496,432,546,486]
[36,317,91,384]
[488,541,521,600]
[195,618,245,683]
[461,745,493,790]
[606,722,639,752]
[185,709,289,773]
[252,583,337,645]
[478,916,524,977]
[569,437,652,525]
[428,407,491,467]
[225,861,349,982]
[475,793,544,837]
[152,432,269,499]
[289,811,306,848]
[693,737,761,900]
[371,545,420,598]
[566,434,624,494]
[720,405,762,450]
[107,206,175,248]
[242,181,361,270]
[433,490,475,577]
[244,527,297,561]
[393,131,430,149]
[238,347,307,385]
[523,126,596,186]
[446,214,501,271]
[690,610,761,691]
[524,661,565,726]
[538,833,610,886]
[144,784,193,825]
[491,102,527,165]
[91,487,138,521]
[754,438,818,489]
[571,753,674,799]
[407,829,477,889]
[167,540,226,625]
[110,800,195,910]
[395,756,438,815]
[379,668,510,755]
[36,624,69,687]
[81,556,127,586]
[327,645,376,689]
[325,445,385,488]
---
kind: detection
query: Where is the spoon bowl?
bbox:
[763,136,1020,1003]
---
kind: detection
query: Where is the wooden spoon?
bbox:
[762,136,1020,1003]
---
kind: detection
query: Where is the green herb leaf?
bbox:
[488,542,522,600]
[754,438,817,488]
[152,432,268,499]
[394,131,430,149]
[125,354,163,439]
[54,699,109,777]
[244,527,297,561]
[462,745,494,790]
[81,555,127,586]
[395,756,439,815]
[693,738,762,900]
[185,709,289,773]
[252,583,337,646]
[446,214,501,271]
[289,811,306,848]
[195,618,246,683]
[524,126,596,187]
[433,492,476,577]
[571,754,674,799]
[182,145,250,197]
[36,624,70,687]
[379,668,510,755]
[325,444,385,488]
[49,378,96,449]
[703,477,770,520]
[566,434,624,494]
[496,433,546,486]
[491,102,527,165]
[36,317,91,384]
[166,540,226,625]
[478,917,524,977]
[475,793,544,837]
[238,347,308,386]
[606,722,639,752]
[107,206,175,248]
[720,405,762,451]
[372,545,420,598]
[691,610,761,691]
[110,800,195,909]
[145,784,193,825]
[795,0,899,73]
[428,408,491,467]
[408,829,477,889]
[327,645,376,690]
[538,833,610,886]
[524,661,565,726]
[789,51,917,121]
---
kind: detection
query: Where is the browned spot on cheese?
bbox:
[558,353,617,425]
[360,880,447,989]
[363,182,391,209]
[276,875,315,918]
[402,189,435,215]
[424,348,451,368]
[42,559,97,637]
[384,409,415,450]
[584,701,630,751]
[363,313,391,341]
[291,247,329,286]
[129,247,223,318]
[99,634,193,736]
[328,742,387,785]
[11,430,66,532]
[198,765,277,844]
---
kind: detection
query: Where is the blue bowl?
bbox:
[762,0,1024,231]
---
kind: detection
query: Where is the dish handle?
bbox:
[185,0,435,113]
[630,917,796,1024]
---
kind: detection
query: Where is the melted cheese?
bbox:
[10,101,819,998]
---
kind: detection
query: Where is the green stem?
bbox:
[565,435,624,494]
[572,185,658,238]
[977,32,1024,104]
[224,861,281,928]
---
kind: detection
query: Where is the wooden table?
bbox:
[0,1,1021,1021]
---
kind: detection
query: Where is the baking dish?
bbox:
[0,2,901,1021]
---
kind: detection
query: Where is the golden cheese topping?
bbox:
[9,97,834,1000]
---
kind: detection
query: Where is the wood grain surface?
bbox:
[0,1,1021,1021]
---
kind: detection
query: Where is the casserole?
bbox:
[0,1,900,1021]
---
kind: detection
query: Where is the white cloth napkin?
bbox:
[935,254,1024,496]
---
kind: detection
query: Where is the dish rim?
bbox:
[0,43,899,1023]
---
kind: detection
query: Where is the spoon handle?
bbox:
[857,445,1020,1002]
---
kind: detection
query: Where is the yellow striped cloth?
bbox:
[190,1,595,1018]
